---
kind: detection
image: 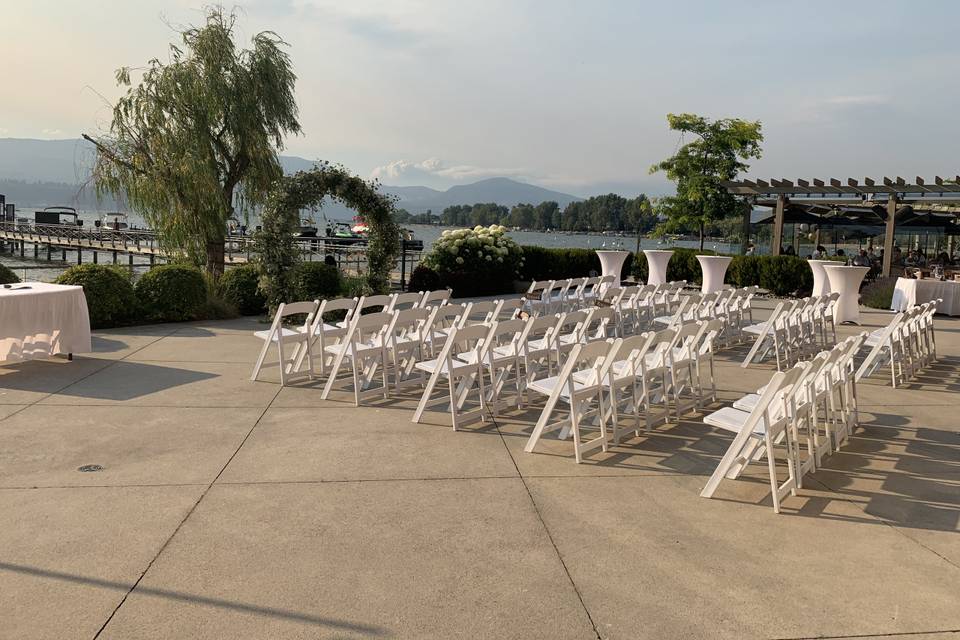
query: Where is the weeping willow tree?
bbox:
[83,7,300,279]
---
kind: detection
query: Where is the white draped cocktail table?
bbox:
[891,277,960,316]
[696,255,732,294]
[643,250,673,286]
[823,265,869,324]
[595,250,629,282]
[0,282,92,362]
[808,260,834,297]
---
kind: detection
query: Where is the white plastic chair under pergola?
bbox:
[524,338,622,463]
[412,323,490,430]
[251,300,319,386]
[320,311,392,405]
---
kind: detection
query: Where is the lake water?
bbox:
[0,210,742,282]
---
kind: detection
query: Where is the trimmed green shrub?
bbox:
[218,264,266,316]
[55,264,137,329]
[521,246,635,282]
[0,263,20,284]
[425,226,523,297]
[135,264,207,322]
[861,277,897,310]
[341,275,373,299]
[289,262,342,301]
[759,255,812,296]
[408,264,441,292]
[726,255,762,287]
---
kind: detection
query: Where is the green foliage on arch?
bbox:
[255,162,399,310]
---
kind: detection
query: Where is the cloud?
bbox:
[821,95,890,107]
[0,127,8,136]
[371,158,528,186]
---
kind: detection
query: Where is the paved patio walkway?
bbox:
[2,300,959,639]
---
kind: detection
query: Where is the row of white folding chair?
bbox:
[261,290,448,376]
[318,297,526,405]
[702,333,864,513]
[740,294,839,370]
[525,276,617,316]
[856,300,939,386]
[522,318,725,462]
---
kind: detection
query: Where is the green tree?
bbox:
[83,8,300,279]
[508,203,535,228]
[649,113,762,250]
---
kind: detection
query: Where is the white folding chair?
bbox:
[700,367,803,514]
[293,296,358,375]
[413,324,490,430]
[524,339,621,463]
[320,311,392,405]
[419,289,451,309]
[251,300,319,386]
[384,307,434,391]
[390,291,425,311]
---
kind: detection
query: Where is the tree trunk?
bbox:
[699,223,705,251]
[206,237,225,281]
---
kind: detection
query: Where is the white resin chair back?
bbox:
[412,323,490,430]
[251,300,320,386]
[320,311,392,405]
[524,338,622,463]
[391,291,425,311]
[420,289,451,309]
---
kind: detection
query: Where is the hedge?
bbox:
[135,264,207,322]
[408,264,441,292]
[54,264,137,329]
[218,264,267,316]
[520,246,634,282]
[519,246,816,296]
[861,277,897,310]
[0,263,20,285]
[289,262,343,301]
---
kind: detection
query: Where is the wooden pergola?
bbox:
[722,177,960,276]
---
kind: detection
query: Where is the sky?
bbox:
[3,0,959,197]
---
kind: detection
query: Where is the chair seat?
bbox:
[527,338,551,351]
[528,374,598,398]
[324,340,382,355]
[557,333,580,346]
[704,406,766,436]
[254,327,305,342]
[415,357,478,375]
[312,323,346,336]
[742,323,767,335]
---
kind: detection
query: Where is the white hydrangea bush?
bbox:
[423,225,524,291]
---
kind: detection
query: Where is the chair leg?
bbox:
[250,337,272,381]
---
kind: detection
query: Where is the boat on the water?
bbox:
[97,212,129,231]
[35,206,82,226]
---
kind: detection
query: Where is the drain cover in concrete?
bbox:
[77,464,104,472]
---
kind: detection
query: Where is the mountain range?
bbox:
[0,138,581,217]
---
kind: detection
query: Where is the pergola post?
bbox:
[881,195,898,277]
[771,194,786,256]
[740,205,751,254]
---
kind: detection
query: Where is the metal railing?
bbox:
[1,221,426,288]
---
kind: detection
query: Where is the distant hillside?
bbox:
[0,138,581,217]
[385,177,581,212]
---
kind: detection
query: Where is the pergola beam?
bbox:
[771,194,787,255]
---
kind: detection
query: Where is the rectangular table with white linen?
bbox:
[890,277,960,316]
[0,282,93,362]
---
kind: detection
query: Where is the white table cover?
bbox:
[644,250,673,286]
[808,260,834,297]
[0,282,92,362]
[823,265,869,324]
[595,250,629,281]
[891,277,960,316]
[697,255,732,294]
